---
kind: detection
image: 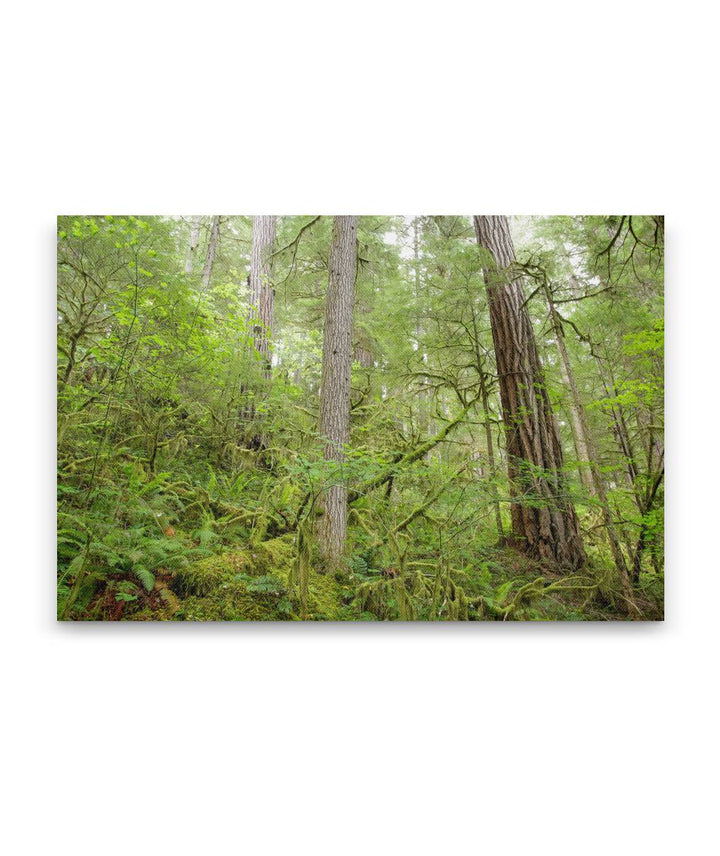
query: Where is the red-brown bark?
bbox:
[473,215,585,569]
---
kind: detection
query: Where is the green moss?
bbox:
[175,580,288,621]
[127,606,174,621]
[305,571,347,620]
[169,538,300,620]
[167,539,641,622]
[172,551,249,596]
[167,536,624,622]
[248,534,296,576]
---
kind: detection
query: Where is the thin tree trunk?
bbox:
[317,216,358,572]
[248,215,277,377]
[412,217,430,434]
[632,464,664,581]
[479,369,505,539]
[473,215,585,570]
[541,278,633,596]
[556,353,594,494]
[185,217,201,275]
[595,356,641,504]
[201,216,221,290]
[632,419,664,581]
[469,306,504,538]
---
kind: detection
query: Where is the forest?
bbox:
[56,214,664,621]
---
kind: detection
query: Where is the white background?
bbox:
[2,2,717,854]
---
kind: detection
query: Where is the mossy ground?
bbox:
[103,536,663,622]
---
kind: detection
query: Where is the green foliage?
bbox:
[235,573,287,595]
[57,215,663,621]
[173,553,247,597]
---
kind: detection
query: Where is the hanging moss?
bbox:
[287,522,311,617]
[130,536,622,622]
[351,570,469,621]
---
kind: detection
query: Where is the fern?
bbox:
[134,566,155,592]
[235,573,286,595]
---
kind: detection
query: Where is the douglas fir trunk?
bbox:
[473,215,585,569]
[317,215,358,571]
[249,215,277,376]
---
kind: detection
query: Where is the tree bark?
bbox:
[469,305,504,538]
[201,216,221,290]
[478,364,505,540]
[557,355,594,495]
[317,216,358,572]
[248,215,277,377]
[541,278,632,595]
[412,217,431,434]
[473,215,585,570]
[595,357,641,502]
[185,217,201,275]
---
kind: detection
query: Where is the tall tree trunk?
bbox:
[317,216,358,572]
[248,215,277,377]
[201,216,221,290]
[412,217,431,434]
[469,305,504,538]
[541,279,633,597]
[595,356,641,502]
[558,360,594,495]
[479,367,505,539]
[185,217,201,275]
[352,296,374,367]
[473,215,585,570]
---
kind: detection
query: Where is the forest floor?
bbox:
[80,532,664,622]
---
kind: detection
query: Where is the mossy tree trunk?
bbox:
[473,215,585,570]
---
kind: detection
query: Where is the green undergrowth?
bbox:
[110,537,663,622]
[57,471,663,621]
[169,535,352,621]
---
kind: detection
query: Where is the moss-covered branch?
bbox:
[348,404,472,504]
